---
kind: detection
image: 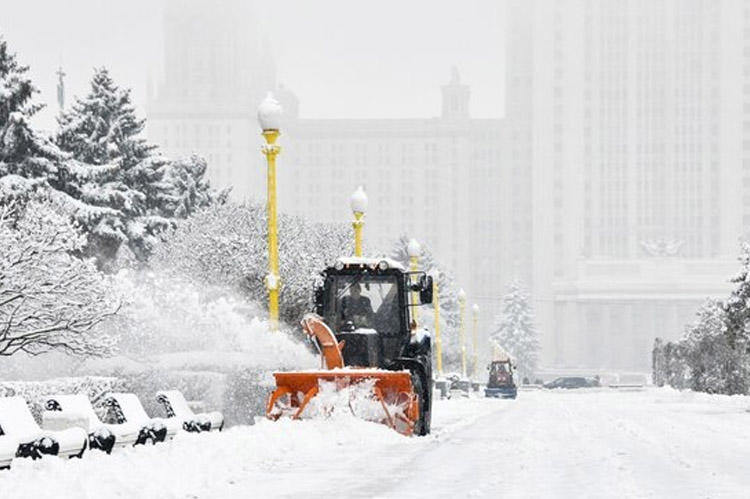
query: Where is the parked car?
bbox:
[543,376,598,389]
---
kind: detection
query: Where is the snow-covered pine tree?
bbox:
[490,282,540,381]
[0,37,65,203]
[157,154,216,218]
[57,67,155,170]
[681,298,750,394]
[56,68,213,264]
[55,67,161,263]
[715,243,750,393]
[724,242,750,349]
[0,37,128,245]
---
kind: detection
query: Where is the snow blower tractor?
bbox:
[266,257,434,436]
[484,359,518,399]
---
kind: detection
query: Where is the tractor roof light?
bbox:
[377,260,389,271]
[334,260,345,271]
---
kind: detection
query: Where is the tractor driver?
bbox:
[492,363,509,384]
[341,282,375,329]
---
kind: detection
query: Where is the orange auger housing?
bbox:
[266,314,420,436]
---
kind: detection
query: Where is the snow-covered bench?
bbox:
[105,393,180,444]
[44,394,139,452]
[0,396,87,460]
[0,434,19,469]
[156,390,224,432]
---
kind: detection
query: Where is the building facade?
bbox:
[506,0,743,370]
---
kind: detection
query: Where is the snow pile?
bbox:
[301,379,408,424]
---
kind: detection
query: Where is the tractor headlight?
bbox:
[334,260,345,271]
[377,260,389,271]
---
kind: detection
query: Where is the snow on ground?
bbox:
[2,388,750,499]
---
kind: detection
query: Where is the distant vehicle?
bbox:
[484,360,518,399]
[543,377,598,389]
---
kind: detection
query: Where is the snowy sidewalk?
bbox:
[1,388,749,499]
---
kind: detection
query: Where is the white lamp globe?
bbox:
[257,91,283,131]
[458,288,466,301]
[350,186,368,214]
[407,238,421,258]
[472,304,480,314]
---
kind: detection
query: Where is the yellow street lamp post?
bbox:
[430,269,443,376]
[258,92,283,331]
[349,186,368,257]
[472,303,479,380]
[407,238,421,327]
[458,288,467,378]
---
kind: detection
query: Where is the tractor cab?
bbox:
[314,257,432,369]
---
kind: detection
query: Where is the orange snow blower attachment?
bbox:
[266,314,420,436]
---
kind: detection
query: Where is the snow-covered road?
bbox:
[2,387,749,499]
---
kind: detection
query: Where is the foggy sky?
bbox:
[0,0,505,130]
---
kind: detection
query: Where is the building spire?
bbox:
[441,66,470,119]
[450,65,460,85]
[56,66,66,112]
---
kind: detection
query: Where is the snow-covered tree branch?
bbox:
[151,201,352,327]
[0,201,118,357]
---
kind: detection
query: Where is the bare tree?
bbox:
[0,200,118,357]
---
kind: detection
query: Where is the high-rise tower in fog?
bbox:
[147,0,276,200]
[506,0,743,370]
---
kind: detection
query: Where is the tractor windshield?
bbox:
[329,274,401,335]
